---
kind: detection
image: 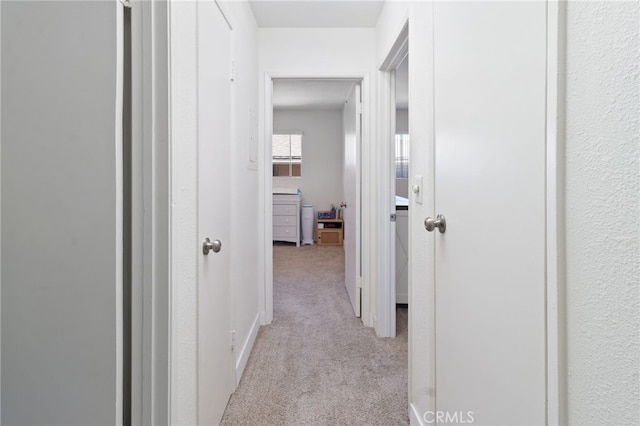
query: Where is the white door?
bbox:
[343,83,361,317]
[197,1,234,423]
[1,2,122,424]
[432,2,547,424]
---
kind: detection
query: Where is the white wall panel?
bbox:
[1,2,121,424]
[273,109,344,218]
[226,0,261,383]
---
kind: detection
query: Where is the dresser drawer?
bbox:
[272,193,301,246]
[273,204,297,216]
[273,226,297,238]
[273,215,297,227]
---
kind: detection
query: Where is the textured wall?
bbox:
[565,2,640,424]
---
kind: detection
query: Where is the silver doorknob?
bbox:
[424,214,446,233]
[202,237,222,255]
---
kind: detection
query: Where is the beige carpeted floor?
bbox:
[220,243,409,426]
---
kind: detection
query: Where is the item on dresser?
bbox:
[317,210,333,219]
[272,187,300,195]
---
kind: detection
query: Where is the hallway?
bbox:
[221,244,408,425]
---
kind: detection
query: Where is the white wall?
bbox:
[565,2,639,424]
[396,108,408,133]
[395,181,409,200]
[258,27,376,324]
[273,108,344,219]
[395,108,408,198]
[1,2,121,424]
[226,0,261,382]
[259,28,376,77]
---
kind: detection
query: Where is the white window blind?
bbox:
[272,132,302,177]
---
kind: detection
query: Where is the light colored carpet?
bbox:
[220,244,409,426]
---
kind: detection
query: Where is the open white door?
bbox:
[343,83,361,317]
[1,2,123,423]
[432,2,547,423]
[197,1,234,423]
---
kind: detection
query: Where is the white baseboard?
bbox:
[410,403,425,426]
[234,313,261,387]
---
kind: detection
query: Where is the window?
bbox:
[395,134,409,178]
[272,133,302,177]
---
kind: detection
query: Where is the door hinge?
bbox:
[231,329,236,352]
[356,102,363,115]
[356,276,363,289]
[119,0,132,9]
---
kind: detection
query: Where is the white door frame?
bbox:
[377,22,409,339]
[130,1,170,425]
[136,1,241,423]
[259,73,372,326]
[545,2,566,424]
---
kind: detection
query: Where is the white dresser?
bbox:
[273,192,302,246]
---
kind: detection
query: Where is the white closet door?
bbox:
[197,1,234,423]
[433,2,547,424]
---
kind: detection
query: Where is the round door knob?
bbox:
[424,214,446,233]
[202,237,222,255]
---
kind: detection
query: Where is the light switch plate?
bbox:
[413,175,423,204]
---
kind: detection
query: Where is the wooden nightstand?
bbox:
[317,219,343,246]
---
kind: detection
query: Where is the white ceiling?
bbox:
[249,0,385,28]
[273,79,359,110]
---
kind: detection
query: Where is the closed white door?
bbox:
[343,83,361,317]
[432,2,547,424]
[197,1,234,423]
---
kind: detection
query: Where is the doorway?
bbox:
[393,55,409,323]
[263,76,369,325]
[378,21,410,339]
